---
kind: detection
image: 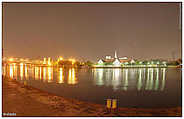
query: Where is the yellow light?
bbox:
[47,67,53,82]
[69,59,76,64]
[35,67,39,80]
[58,68,64,84]
[43,67,47,81]
[59,57,63,61]
[106,99,111,109]
[9,64,13,79]
[112,99,117,109]
[43,58,47,64]
[40,67,42,79]
[20,63,24,80]
[48,62,52,66]
[47,57,52,66]
[68,68,77,84]
[25,64,28,79]
[9,58,14,62]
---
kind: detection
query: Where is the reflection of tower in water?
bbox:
[112,69,121,91]
[123,69,128,91]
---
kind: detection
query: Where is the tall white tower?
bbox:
[115,51,118,59]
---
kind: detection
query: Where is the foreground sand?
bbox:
[2,77,181,117]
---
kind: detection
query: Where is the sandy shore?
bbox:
[2,77,181,117]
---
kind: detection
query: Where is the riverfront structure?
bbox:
[93,51,170,68]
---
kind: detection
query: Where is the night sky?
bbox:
[3,3,181,61]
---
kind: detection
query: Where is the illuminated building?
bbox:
[97,51,131,67]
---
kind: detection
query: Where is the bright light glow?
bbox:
[69,59,76,64]
[20,63,24,80]
[3,65,6,76]
[154,68,159,91]
[9,58,14,62]
[113,59,121,66]
[145,68,150,90]
[93,68,104,86]
[161,68,166,91]
[35,67,39,80]
[98,59,103,65]
[149,68,154,90]
[68,68,77,84]
[47,67,53,82]
[58,68,64,84]
[48,57,52,66]
[13,63,17,78]
[9,64,13,79]
[43,67,47,81]
[40,67,42,79]
[137,69,142,91]
[124,62,129,65]
[59,57,63,61]
[43,58,47,64]
[25,64,28,79]
[112,69,121,91]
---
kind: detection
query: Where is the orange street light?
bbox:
[9,58,14,62]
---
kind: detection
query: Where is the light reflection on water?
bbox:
[92,68,167,91]
[2,64,169,91]
[2,63,181,108]
[3,63,78,85]
[57,68,64,84]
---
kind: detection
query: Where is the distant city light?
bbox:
[43,58,47,64]
[9,58,14,62]
[59,57,63,61]
[69,59,76,64]
[48,57,52,66]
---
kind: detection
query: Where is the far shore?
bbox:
[3,77,181,117]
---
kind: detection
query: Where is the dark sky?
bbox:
[3,3,181,61]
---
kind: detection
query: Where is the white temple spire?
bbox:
[115,50,118,59]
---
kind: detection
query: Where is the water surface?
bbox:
[3,64,181,108]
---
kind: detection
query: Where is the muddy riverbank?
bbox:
[2,77,181,117]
